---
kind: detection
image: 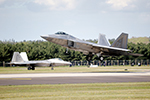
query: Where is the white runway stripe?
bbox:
[0,72,150,78]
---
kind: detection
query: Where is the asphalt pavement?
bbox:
[0,72,150,85]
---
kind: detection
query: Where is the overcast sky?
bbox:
[0,0,150,41]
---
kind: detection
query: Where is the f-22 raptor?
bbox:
[41,32,142,64]
[9,52,71,70]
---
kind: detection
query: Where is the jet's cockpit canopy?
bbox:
[54,31,80,41]
[55,31,68,35]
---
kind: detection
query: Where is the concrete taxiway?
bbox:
[0,72,150,85]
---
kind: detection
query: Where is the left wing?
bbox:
[48,58,71,66]
[67,39,131,56]
[11,60,49,65]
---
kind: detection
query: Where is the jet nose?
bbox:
[41,35,48,39]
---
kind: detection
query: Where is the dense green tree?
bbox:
[0,40,149,62]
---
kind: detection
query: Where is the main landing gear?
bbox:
[27,66,35,70]
[86,52,93,67]
[86,52,104,67]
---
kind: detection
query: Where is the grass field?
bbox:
[0,82,150,100]
[0,65,150,74]
[128,37,150,44]
[0,66,150,100]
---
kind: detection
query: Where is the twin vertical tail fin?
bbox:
[11,52,29,62]
[20,52,29,61]
[97,33,110,46]
[111,33,128,49]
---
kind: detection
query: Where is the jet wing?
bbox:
[10,60,50,65]
[66,39,131,56]
[48,58,71,64]
[70,40,142,56]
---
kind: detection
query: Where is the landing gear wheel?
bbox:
[32,66,35,70]
[27,66,35,70]
[28,66,31,70]
[100,56,103,61]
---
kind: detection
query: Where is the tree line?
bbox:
[0,40,150,62]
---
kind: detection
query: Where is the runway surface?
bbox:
[0,72,150,85]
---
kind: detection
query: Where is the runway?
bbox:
[0,72,150,85]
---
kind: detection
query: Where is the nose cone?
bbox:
[41,34,58,42]
[41,35,48,40]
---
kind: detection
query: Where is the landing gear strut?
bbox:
[51,66,54,70]
[50,64,54,70]
[86,52,93,67]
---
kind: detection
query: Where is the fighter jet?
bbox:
[41,32,142,63]
[9,52,71,70]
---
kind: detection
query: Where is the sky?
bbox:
[0,0,150,41]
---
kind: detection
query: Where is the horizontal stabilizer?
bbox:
[128,53,143,56]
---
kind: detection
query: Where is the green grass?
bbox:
[128,37,150,44]
[0,65,150,74]
[0,66,150,100]
[0,82,150,100]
